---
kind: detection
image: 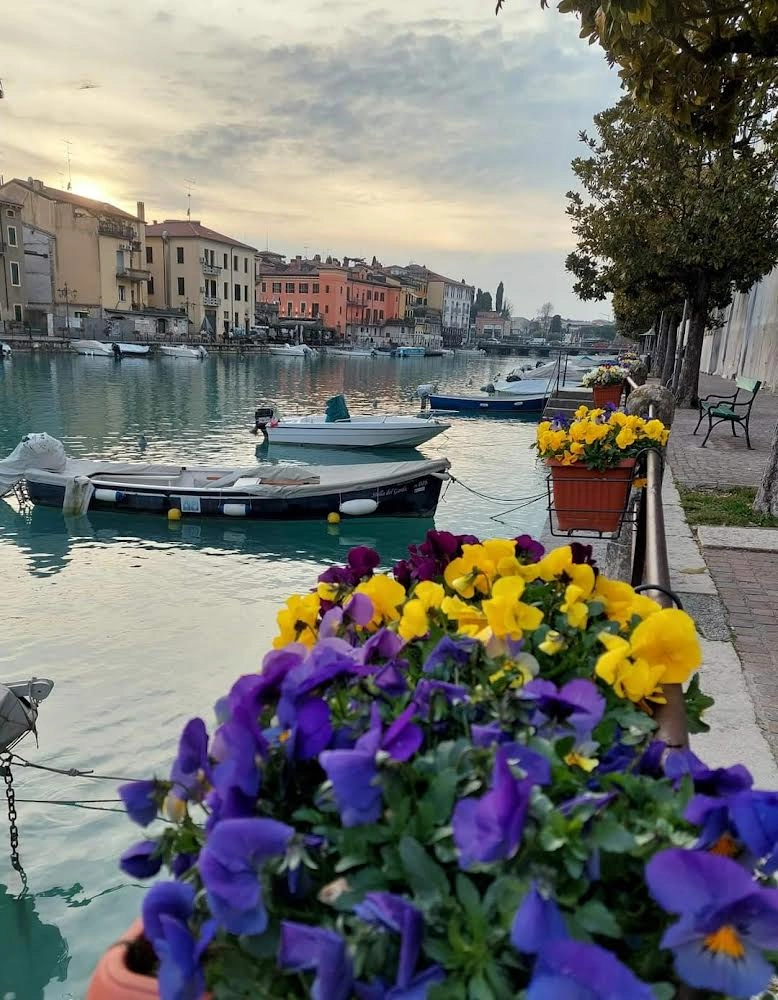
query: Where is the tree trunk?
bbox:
[676,283,709,408]
[661,314,678,386]
[652,312,670,376]
[754,420,778,515]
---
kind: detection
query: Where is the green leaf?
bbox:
[592,816,637,853]
[467,974,496,1000]
[398,835,450,900]
[576,899,622,937]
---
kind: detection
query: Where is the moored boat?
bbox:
[325,347,377,358]
[253,408,450,449]
[159,344,208,360]
[427,392,547,413]
[70,340,113,356]
[0,434,450,520]
[394,346,426,358]
[1,342,11,357]
[267,343,315,357]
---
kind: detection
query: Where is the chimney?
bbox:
[32,179,44,191]
[136,200,145,222]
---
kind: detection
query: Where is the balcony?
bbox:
[203,295,220,307]
[200,258,223,275]
[99,219,137,241]
[117,266,151,283]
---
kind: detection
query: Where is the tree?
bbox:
[565,98,778,406]
[538,302,554,334]
[472,289,493,317]
[495,281,504,314]
[498,0,778,142]
[550,314,563,335]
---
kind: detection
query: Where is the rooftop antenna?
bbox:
[63,139,73,190]
[185,179,196,221]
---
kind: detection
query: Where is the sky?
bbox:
[1,0,622,319]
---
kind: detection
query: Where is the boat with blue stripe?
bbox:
[427,392,547,413]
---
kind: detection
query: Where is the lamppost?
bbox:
[57,283,77,333]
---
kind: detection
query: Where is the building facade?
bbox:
[0,178,148,332]
[0,195,27,331]
[145,220,256,338]
[475,311,511,340]
[384,264,473,347]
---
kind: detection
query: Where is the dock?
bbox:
[542,386,593,420]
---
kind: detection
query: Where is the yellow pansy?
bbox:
[354,574,406,630]
[565,751,599,772]
[537,420,552,436]
[569,441,585,456]
[583,421,610,445]
[538,629,566,655]
[608,410,629,427]
[593,576,660,627]
[274,592,322,648]
[316,581,339,602]
[595,631,666,702]
[441,595,488,636]
[628,608,701,684]
[482,576,545,640]
[615,426,637,449]
[574,404,590,419]
[642,419,669,444]
[561,583,590,629]
[397,581,445,640]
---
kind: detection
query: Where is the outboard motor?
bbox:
[252,406,276,439]
[111,343,122,360]
[480,382,496,394]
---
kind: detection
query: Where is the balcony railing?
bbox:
[99,219,137,241]
[117,266,151,283]
[203,295,220,307]
[200,258,222,275]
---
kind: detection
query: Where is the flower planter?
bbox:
[547,458,636,532]
[592,382,625,408]
[87,921,209,1000]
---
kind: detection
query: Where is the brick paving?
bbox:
[668,373,778,488]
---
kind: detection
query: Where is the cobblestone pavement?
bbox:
[667,373,778,488]
[702,547,778,760]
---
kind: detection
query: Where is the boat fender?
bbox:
[430,472,451,480]
[223,502,248,517]
[94,488,125,502]
[339,498,378,517]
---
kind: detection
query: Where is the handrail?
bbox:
[626,375,688,748]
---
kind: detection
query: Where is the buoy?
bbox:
[339,498,378,517]
[327,511,341,525]
[168,507,182,521]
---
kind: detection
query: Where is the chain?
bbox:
[1,752,28,893]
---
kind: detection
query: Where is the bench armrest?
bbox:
[700,390,737,403]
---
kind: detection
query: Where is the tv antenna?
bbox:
[185,179,196,221]
[63,139,73,190]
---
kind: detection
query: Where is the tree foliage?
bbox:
[566,98,778,405]
[472,289,493,317]
[495,280,504,314]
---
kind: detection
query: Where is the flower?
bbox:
[646,848,778,998]
[452,748,532,868]
[120,840,162,879]
[440,594,488,635]
[481,576,544,640]
[595,631,666,702]
[398,581,444,641]
[274,592,322,648]
[628,608,702,683]
[527,939,654,999]
[354,575,407,630]
[169,717,209,806]
[515,533,545,563]
[729,791,778,874]
[278,922,354,1000]
[142,881,214,1000]
[318,545,380,589]
[199,817,294,934]
[510,883,568,954]
[354,892,424,989]
[518,678,605,740]
[119,779,160,827]
[422,634,477,674]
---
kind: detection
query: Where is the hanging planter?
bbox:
[592,382,625,408]
[547,457,636,532]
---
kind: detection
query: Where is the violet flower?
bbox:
[119,779,159,827]
[210,719,264,799]
[412,678,469,717]
[142,881,214,1000]
[518,678,605,740]
[510,883,567,954]
[527,939,653,999]
[199,817,294,934]
[647,848,778,998]
[278,921,354,1000]
[452,748,532,868]
[422,634,477,675]
[120,840,162,879]
[319,545,380,589]
[514,534,545,563]
[729,791,778,874]
[354,892,423,989]
[355,965,445,999]
[169,717,209,804]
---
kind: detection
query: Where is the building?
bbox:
[475,311,511,340]
[145,221,256,338]
[384,264,473,347]
[0,177,149,332]
[0,194,27,332]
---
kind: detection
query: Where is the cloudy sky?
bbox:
[2,0,621,318]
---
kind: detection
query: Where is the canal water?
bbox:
[0,351,547,998]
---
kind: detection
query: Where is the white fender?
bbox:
[223,503,248,517]
[339,498,378,517]
[94,488,123,502]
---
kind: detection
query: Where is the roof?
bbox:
[0,193,23,208]
[384,264,473,289]
[425,270,474,289]
[10,178,139,220]
[145,220,256,251]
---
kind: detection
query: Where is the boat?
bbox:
[159,344,208,360]
[1,343,11,358]
[252,395,450,449]
[267,343,315,357]
[326,347,377,358]
[394,346,426,358]
[116,343,150,357]
[0,677,54,753]
[427,392,548,414]
[455,348,486,356]
[70,340,151,358]
[0,433,450,520]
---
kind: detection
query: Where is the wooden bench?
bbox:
[693,376,762,449]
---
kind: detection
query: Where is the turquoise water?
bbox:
[0,351,547,998]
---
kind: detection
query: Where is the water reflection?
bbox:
[0,883,70,997]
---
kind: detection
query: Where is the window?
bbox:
[146,246,153,264]
[379,310,384,320]
[367,290,372,301]
[148,276,155,295]
[285,282,295,293]
[119,286,126,302]
[373,309,378,322]
[13,304,22,321]
[380,292,385,302]
[325,305,329,314]
[7,226,17,247]
[234,285,241,301]
[234,312,239,326]
[300,303,306,314]
[272,281,281,293]
[233,256,238,270]
[287,302,293,316]
[313,283,319,294]
[339,306,342,315]
[224,311,229,320]
[261,282,266,293]
[312,303,319,318]
[176,246,184,264]
[9,261,20,286]
[244,285,248,302]
[325,284,330,293]
[224,253,228,268]
[6,209,14,218]
[299,282,309,293]
[244,258,248,273]
[177,276,185,295]
[223,282,228,299]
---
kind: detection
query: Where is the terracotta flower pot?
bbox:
[547,458,636,533]
[87,920,210,999]
[592,383,624,408]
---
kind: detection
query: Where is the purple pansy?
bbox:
[412,678,469,717]
[452,748,532,868]
[319,705,422,827]
[527,939,653,1000]
[510,883,568,954]
[211,720,264,799]
[169,717,209,804]
[360,628,406,665]
[422,635,478,675]
[120,840,162,879]
[142,881,214,1000]
[354,892,423,989]
[664,749,753,797]
[278,921,354,1000]
[199,817,294,935]
[569,542,597,568]
[346,591,374,626]
[118,779,159,827]
[355,965,445,999]
[646,848,778,998]
[393,530,477,586]
[514,534,545,563]
[730,791,778,874]
[319,545,380,589]
[518,678,605,740]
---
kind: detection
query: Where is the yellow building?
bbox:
[145,220,256,339]
[0,177,148,331]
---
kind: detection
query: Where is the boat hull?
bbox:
[70,340,113,356]
[159,346,207,360]
[266,421,448,448]
[428,393,546,413]
[26,468,446,520]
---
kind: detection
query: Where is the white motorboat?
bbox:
[254,412,450,449]
[455,348,486,356]
[326,347,377,358]
[267,343,315,357]
[70,340,150,358]
[159,344,208,360]
[0,433,449,520]
[1,342,11,357]
[117,343,150,356]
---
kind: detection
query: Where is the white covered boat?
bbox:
[70,340,150,358]
[117,343,150,356]
[159,344,208,360]
[326,347,377,358]
[1,342,11,357]
[0,434,449,520]
[267,343,315,357]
